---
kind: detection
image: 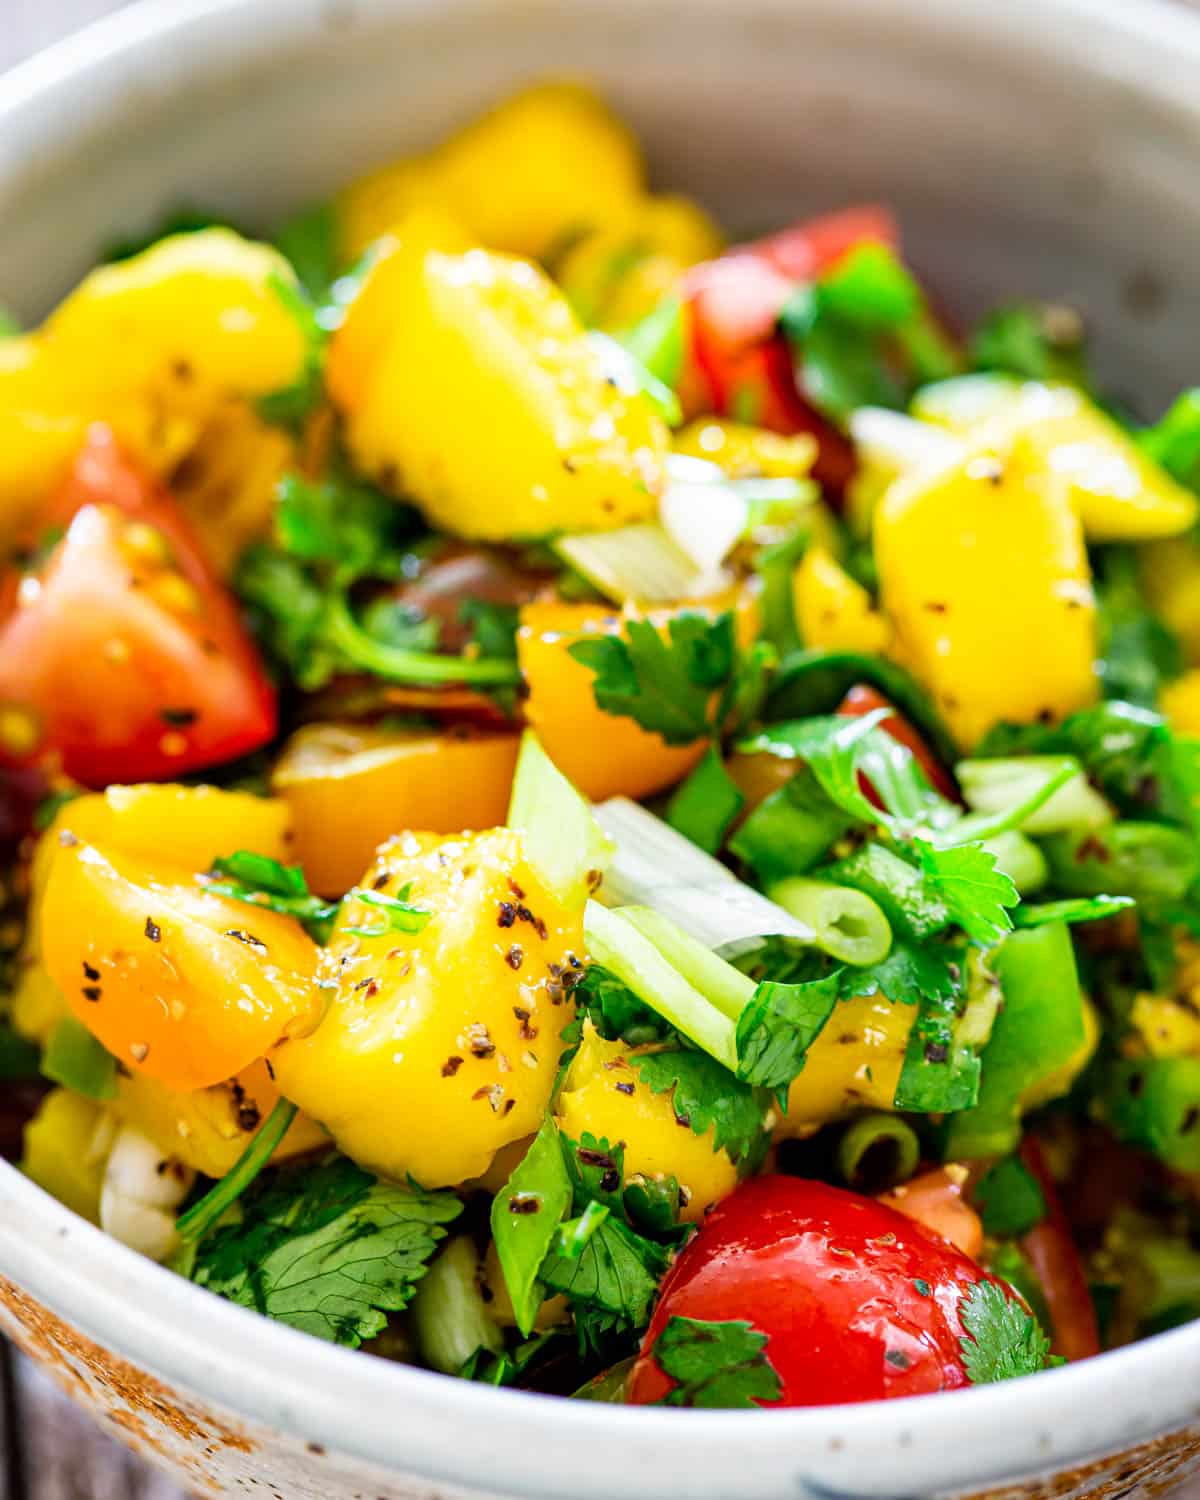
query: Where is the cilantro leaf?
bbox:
[341,884,431,938]
[914,840,1017,946]
[626,1048,770,1166]
[975,1156,1047,1237]
[489,1117,574,1338]
[735,968,844,1099]
[204,851,339,943]
[573,965,673,1047]
[568,611,736,745]
[273,200,339,305]
[838,938,960,1005]
[257,274,328,433]
[540,1215,671,1331]
[958,1279,1055,1383]
[191,1155,461,1347]
[653,1316,782,1409]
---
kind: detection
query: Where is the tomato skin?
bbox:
[629,1175,1011,1408]
[0,428,276,786]
[837,683,959,803]
[878,1166,984,1260]
[1019,1138,1101,1362]
[678,208,895,491]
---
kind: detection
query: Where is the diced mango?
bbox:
[918,377,1197,543]
[21,1088,109,1224]
[330,230,668,540]
[875,433,1098,748]
[272,829,584,1189]
[556,1024,737,1222]
[40,839,319,1091]
[0,231,308,541]
[338,82,644,263]
[776,993,915,1136]
[794,545,892,655]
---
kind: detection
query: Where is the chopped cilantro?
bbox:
[341,884,431,938]
[1093,546,1183,709]
[958,1279,1056,1383]
[568,610,739,746]
[190,1155,461,1347]
[913,840,1018,947]
[893,967,980,1114]
[458,599,520,662]
[652,1315,782,1408]
[734,968,844,1101]
[256,273,328,433]
[204,852,340,942]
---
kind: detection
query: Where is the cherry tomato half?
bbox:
[0,427,276,787]
[629,1175,1017,1408]
[837,683,959,803]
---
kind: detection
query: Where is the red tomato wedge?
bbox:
[1019,1138,1101,1362]
[837,683,959,803]
[678,206,898,490]
[629,1176,1019,1408]
[0,426,276,786]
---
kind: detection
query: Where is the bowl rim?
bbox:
[6,0,1200,1494]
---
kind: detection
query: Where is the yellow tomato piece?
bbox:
[169,399,295,575]
[21,1088,109,1224]
[673,419,817,480]
[272,829,584,1189]
[556,194,725,330]
[776,993,916,1137]
[794,545,892,656]
[1162,670,1200,737]
[338,82,644,262]
[331,235,668,541]
[114,1060,327,1179]
[923,379,1197,543]
[875,434,1098,748]
[1132,992,1200,1060]
[1140,537,1200,665]
[517,595,761,802]
[556,1024,737,1223]
[0,231,308,539]
[40,839,319,1092]
[12,784,292,1045]
[273,722,521,897]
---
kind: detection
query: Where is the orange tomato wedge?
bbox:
[41,838,319,1091]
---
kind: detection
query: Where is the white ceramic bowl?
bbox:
[5,2,1200,1496]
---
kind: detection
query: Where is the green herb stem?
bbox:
[324,594,522,687]
[176,1098,299,1243]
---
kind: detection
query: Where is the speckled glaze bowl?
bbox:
[5,1,1200,1495]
